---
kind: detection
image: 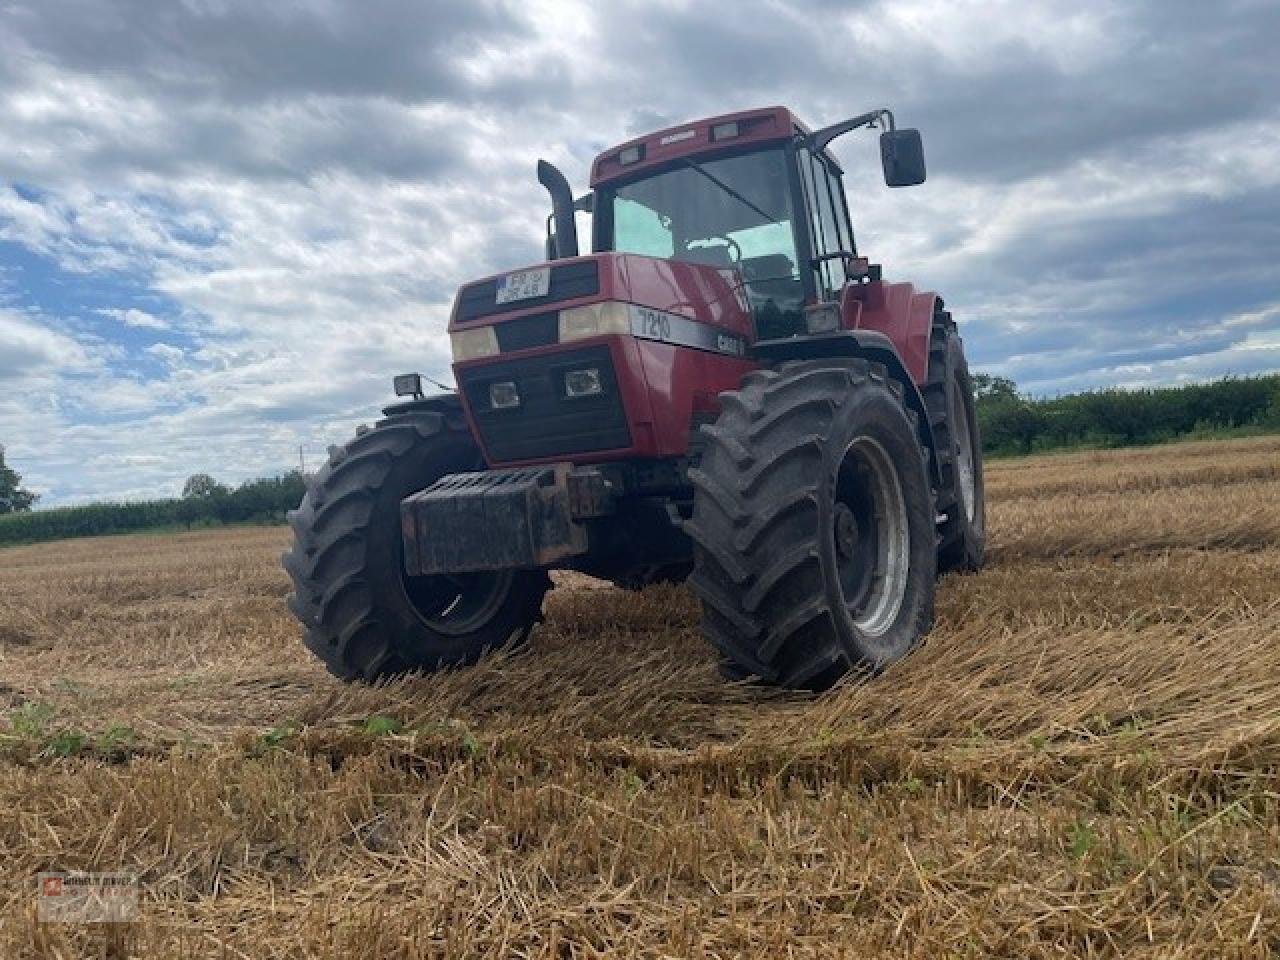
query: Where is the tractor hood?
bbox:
[448,253,755,345]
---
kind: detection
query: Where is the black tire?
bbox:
[923,312,986,572]
[282,403,550,682]
[685,359,937,690]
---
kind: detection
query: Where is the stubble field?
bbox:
[2,435,1280,958]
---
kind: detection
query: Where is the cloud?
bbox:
[144,342,184,364]
[0,0,1277,504]
[100,307,169,330]
[0,309,94,381]
[3,0,537,105]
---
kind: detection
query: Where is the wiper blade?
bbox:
[682,159,781,226]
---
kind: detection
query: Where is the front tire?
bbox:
[283,404,549,682]
[686,359,937,690]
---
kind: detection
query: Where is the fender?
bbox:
[751,330,943,489]
[381,392,464,420]
[843,281,937,386]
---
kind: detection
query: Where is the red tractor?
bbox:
[284,106,985,690]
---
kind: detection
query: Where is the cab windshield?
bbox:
[604,148,803,339]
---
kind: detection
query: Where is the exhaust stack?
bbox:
[537,159,579,259]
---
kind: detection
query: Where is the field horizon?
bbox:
[2,435,1279,958]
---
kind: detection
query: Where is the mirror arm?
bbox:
[807,108,895,153]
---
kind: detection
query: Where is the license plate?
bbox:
[495,267,551,304]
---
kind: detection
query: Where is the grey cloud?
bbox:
[624,109,677,137]
[0,0,568,187]
[595,0,1279,185]
[2,0,535,105]
[0,88,477,186]
[896,4,1280,182]
[932,180,1280,388]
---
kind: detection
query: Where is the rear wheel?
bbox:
[686,359,937,689]
[283,403,549,682]
[924,312,986,572]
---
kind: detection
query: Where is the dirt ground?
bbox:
[2,435,1279,958]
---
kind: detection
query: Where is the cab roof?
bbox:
[590,106,827,189]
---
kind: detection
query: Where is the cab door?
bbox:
[795,145,857,303]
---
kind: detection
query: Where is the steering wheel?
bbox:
[686,235,741,264]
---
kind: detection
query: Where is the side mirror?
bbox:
[880,128,926,187]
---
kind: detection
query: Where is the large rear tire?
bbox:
[923,312,986,572]
[685,359,937,690]
[283,403,550,682]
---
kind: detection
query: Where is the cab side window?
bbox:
[798,146,853,301]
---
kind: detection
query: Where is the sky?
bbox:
[0,0,1277,505]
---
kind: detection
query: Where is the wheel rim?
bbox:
[400,569,513,637]
[951,380,977,524]
[833,436,910,638]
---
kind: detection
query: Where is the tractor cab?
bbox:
[595,145,806,341]
[579,106,926,341]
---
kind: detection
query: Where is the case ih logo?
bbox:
[41,876,63,897]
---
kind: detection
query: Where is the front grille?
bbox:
[459,346,631,461]
[494,311,558,352]
[455,261,600,323]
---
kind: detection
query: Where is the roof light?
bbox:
[710,121,739,141]
[618,145,643,165]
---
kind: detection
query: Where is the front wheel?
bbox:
[283,405,549,682]
[686,359,937,690]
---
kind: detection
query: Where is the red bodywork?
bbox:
[451,254,935,467]
[842,281,937,385]
[451,253,757,466]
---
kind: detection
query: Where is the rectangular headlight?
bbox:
[563,367,603,398]
[449,326,499,362]
[489,380,520,409]
[558,301,631,342]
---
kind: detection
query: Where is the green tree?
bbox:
[181,473,228,500]
[972,374,1045,454]
[1262,386,1280,430]
[971,373,1020,403]
[0,445,38,514]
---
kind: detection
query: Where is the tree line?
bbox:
[2,372,1279,546]
[0,468,307,547]
[974,373,1280,456]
